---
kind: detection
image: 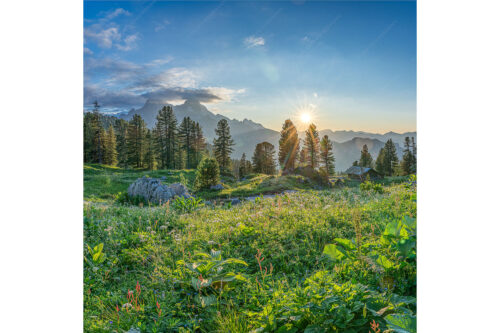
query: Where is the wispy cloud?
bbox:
[84,8,140,51]
[154,19,170,32]
[244,36,265,48]
[84,47,93,55]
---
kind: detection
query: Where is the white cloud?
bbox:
[105,8,131,20]
[84,47,93,55]
[204,86,246,103]
[154,19,170,32]
[146,56,174,67]
[116,33,140,51]
[244,36,265,48]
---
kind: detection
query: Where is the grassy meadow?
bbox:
[84,165,416,332]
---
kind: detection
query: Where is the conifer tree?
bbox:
[401,137,416,175]
[375,148,385,174]
[104,125,118,166]
[144,129,157,170]
[193,122,206,167]
[126,114,146,168]
[154,106,178,169]
[359,144,374,168]
[299,144,307,166]
[278,119,300,173]
[252,142,276,175]
[382,139,399,176]
[319,135,335,175]
[89,101,105,164]
[352,160,359,166]
[83,112,94,163]
[178,117,197,168]
[114,119,128,167]
[238,153,249,179]
[213,119,234,173]
[304,123,320,169]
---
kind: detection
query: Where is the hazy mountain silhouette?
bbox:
[120,100,413,172]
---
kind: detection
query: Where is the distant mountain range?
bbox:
[119,99,415,172]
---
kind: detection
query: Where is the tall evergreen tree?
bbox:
[319,135,335,175]
[144,129,157,170]
[304,123,320,169]
[359,144,374,168]
[193,122,206,167]
[154,106,178,169]
[83,112,94,163]
[238,153,249,179]
[382,139,399,176]
[278,119,300,173]
[178,117,197,168]
[401,137,416,175]
[114,119,128,167]
[213,119,234,173]
[104,125,118,166]
[299,143,307,166]
[375,148,385,174]
[126,114,146,168]
[90,101,105,164]
[252,142,276,175]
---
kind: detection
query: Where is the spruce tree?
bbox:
[299,144,307,166]
[104,125,118,166]
[304,123,320,169]
[126,114,146,168]
[401,137,416,175]
[238,153,249,179]
[83,112,93,163]
[278,119,300,173]
[179,117,197,168]
[155,106,178,169]
[252,142,276,175]
[319,135,335,175]
[194,122,206,167]
[382,139,399,176]
[213,119,234,174]
[375,148,385,174]
[114,119,128,167]
[90,101,105,164]
[359,144,373,168]
[144,129,157,170]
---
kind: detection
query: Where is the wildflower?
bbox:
[122,303,133,310]
[160,225,168,230]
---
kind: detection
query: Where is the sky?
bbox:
[84,1,416,133]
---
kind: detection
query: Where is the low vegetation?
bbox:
[84,166,416,332]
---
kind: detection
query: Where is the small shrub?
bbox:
[171,196,204,213]
[292,166,330,186]
[360,180,384,194]
[195,157,220,190]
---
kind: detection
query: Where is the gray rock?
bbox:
[127,176,191,204]
[230,198,241,205]
[210,184,224,190]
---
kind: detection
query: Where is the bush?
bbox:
[360,180,384,194]
[292,166,330,187]
[195,157,220,190]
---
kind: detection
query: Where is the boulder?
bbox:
[127,176,191,204]
[210,184,224,190]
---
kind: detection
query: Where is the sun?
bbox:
[300,113,312,124]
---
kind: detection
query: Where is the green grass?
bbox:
[84,164,197,202]
[84,167,417,332]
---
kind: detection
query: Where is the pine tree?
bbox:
[89,101,105,164]
[375,148,385,174]
[126,114,146,168]
[252,142,276,175]
[114,119,128,167]
[299,143,307,166]
[382,139,399,176]
[278,119,300,173]
[352,160,359,166]
[104,125,118,166]
[144,129,157,170]
[193,122,206,167]
[319,135,335,175]
[359,144,373,168]
[154,106,178,169]
[83,112,93,163]
[178,117,197,168]
[304,123,320,169]
[401,137,416,175]
[213,119,234,174]
[238,153,249,179]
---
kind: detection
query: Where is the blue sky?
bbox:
[84,1,416,133]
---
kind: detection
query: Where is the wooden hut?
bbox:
[345,166,382,181]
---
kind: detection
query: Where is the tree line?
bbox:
[352,137,417,176]
[84,102,235,173]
